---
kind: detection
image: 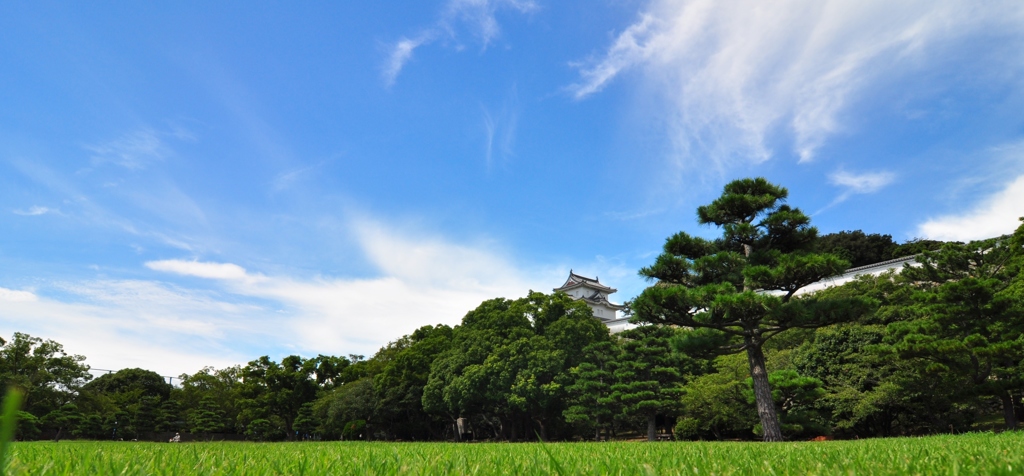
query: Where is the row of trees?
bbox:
[2,294,684,441]
[3,178,1021,442]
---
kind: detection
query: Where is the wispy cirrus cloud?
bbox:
[383,0,538,86]
[481,84,519,169]
[86,128,171,170]
[383,34,436,87]
[830,169,896,198]
[569,0,1024,172]
[442,0,538,45]
[13,205,59,216]
[813,168,896,214]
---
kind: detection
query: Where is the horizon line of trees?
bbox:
[3,178,1022,443]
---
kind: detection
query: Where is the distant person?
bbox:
[170,433,181,443]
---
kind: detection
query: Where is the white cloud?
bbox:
[917,174,1024,241]
[146,260,252,281]
[383,0,538,86]
[0,219,553,375]
[443,0,538,46]
[242,219,550,352]
[135,220,552,359]
[814,169,896,215]
[481,85,519,169]
[570,0,1024,169]
[570,14,656,99]
[383,34,434,87]
[12,205,57,216]
[830,169,896,197]
[0,287,38,302]
[0,280,264,376]
[2,217,635,376]
[86,128,170,170]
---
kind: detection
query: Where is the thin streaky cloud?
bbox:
[568,14,656,100]
[481,84,519,170]
[814,169,896,215]
[85,128,170,170]
[568,0,1024,172]
[146,260,252,281]
[384,0,538,86]
[482,107,496,168]
[443,0,539,47]
[271,160,328,192]
[383,34,434,87]
[13,205,58,216]
[829,169,896,195]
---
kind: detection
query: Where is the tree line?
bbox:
[2,178,1022,442]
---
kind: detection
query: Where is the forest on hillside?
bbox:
[3,179,1022,443]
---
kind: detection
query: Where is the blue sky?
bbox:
[2,1,1023,377]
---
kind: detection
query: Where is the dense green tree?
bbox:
[291,402,317,439]
[0,333,91,418]
[178,366,243,433]
[155,399,185,432]
[886,222,1024,430]
[422,292,608,440]
[373,324,453,440]
[815,231,900,268]
[315,377,376,439]
[244,418,276,441]
[236,355,332,440]
[675,354,755,440]
[894,238,946,257]
[81,368,171,401]
[41,403,82,441]
[73,413,105,439]
[745,370,826,439]
[79,368,172,439]
[422,298,524,439]
[131,395,161,435]
[793,323,951,437]
[189,395,228,437]
[563,340,617,440]
[633,178,868,441]
[612,325,686,441]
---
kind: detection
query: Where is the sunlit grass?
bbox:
[6,432,1023,475]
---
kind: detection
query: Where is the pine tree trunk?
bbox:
[647,414,657,442]
[1001,393,1019,430]
[1013,391,1024,422]
[746,341,783,442]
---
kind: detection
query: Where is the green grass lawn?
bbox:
[6,432,1023,475]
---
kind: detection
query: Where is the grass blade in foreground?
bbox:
[0,388,24,473]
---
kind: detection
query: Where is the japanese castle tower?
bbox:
[554,271,633,333]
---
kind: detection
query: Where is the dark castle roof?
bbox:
[553,270,617,294]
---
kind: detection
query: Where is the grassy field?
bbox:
[5,432,1023,475]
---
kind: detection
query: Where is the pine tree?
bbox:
[563,340,617,440]
[632,178,867,441]
[611,325,685,441]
